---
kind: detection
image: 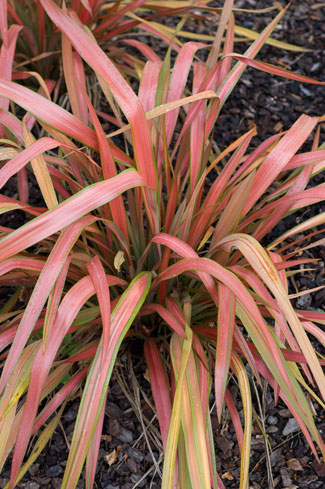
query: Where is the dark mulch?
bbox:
[1,1,325,488]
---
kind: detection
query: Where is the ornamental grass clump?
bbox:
[0,1,325,488]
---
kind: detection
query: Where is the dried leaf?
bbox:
[287,458,303,471]
[114,251,125,272]
[105,449,117,466]
[221,471,234,480]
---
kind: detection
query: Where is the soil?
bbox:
[0,1,325,489]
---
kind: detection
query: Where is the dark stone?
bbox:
[280,467,292,487]
[45,465,63,478]
[64,408,77,422]
[107,419,121,438]
[106,402,122,418]
[110,384,123,396]
[130,474,142,484]
[119,399,131,410]
[28,464,40,477]
[25,483,40,489]
[269,449,282,466]
[52,478,62,489]
[126,446,144,463]
[118,428,133,444]
[126,457,138,474]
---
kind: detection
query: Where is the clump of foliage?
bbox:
[0,1,325,489]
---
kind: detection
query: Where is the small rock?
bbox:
[126,446,144,463]
[270,449,282,466]
[64,407,77,422]
[28,463,40,476]
[45,465,63,478]
[52,479,62,489]
[279,409,292,418]
[111,384,123,396]
[144,451,158,463]
[215,435,234,458]
[103,485,120,489]
[118,427,133,443]
[315,275,323,286]
[282,418,300,436]
[127,457,138,474]
[231,468,240,479]
[108,419,121,438]
[25,483,40,489]
[106,402,122,418]
[266,426,279,434]
[130,474,142,484]
[119,398,131,410]
[250,437,265,449]
[280,467,292,487]
[296,293,312,309]
[123,419,135,431]
[116,463,129,476]
[267,415,278,425]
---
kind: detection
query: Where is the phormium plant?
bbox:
[0,1,325,488]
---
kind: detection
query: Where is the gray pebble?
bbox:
[267,415,278,425]
[118,427,133,443]
[46,465,63,478]
[144,451,159,463]
[64,408,77,422]
[106,402,122,418]
[282,418,300,436]
[119,398,130,410]
[296,293,312,309]
[25,483,40,489]
[315,275,323,286]
[280,467,292,487]
[103,485,120,489]
[127,446,144,463]
[269,449,282,466]
[130,474,142,484]
[111,384,123,396]
[279,408,291,418]
[281,474,292,487]
[127,457,138,474]
[250,438,265,449]
[52,479,62,489]
[130,474,146,488]
[108,418,121,437]
[28,463,40,476]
